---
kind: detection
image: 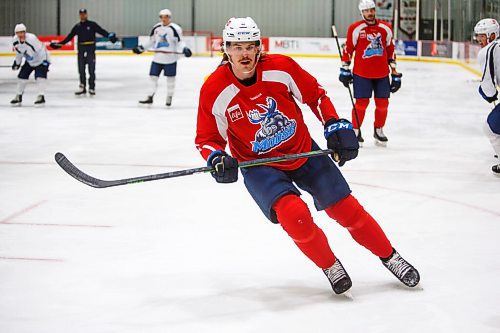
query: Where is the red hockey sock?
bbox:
[325,195,393,258]
[273,194,336,269]
[374,98,389,128]
[353,98,369,128]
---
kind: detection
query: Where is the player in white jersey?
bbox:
[133,9,192,107]
[10,24,50,106]
[475,18,500,175]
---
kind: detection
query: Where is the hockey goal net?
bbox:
[183,31,215,57]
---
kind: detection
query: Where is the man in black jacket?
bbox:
[51,8,117,95]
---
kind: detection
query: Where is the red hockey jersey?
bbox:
[195,54,339,171]
[341,19,395,79]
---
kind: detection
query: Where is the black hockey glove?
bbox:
[339,67,353,87]
[49,42,62,49]
[479,86,498,103]
[108,32,118,43]
[183,47,192,57]
[133,45,145,54]
[324,118,359,167]
[207,151,238,183]
[12,61,20,71]
[390,73,402,93]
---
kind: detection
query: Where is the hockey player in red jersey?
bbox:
[195,17,419,295]
[340,0,401,146]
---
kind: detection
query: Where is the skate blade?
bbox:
[374,140,387,147]
[358,142,364,148]
[339,290,354,300]
[10,103,22,107]
[34,104,45,108]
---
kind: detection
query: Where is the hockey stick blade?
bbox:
[55,149,334,189]
[55,152,213,188]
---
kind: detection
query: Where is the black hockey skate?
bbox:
[381,248,420,287]
[493,164,500,176]
[139,95,154,104]
[166,96,173,107]
[75,85,86,96]
[34,95,45,106]
[354,128,364,147]
[89,89,95,96]
[374,127,388,147]
[10,94,22,106]
[323,259,352,295]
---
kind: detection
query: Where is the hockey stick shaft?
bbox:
[55,149,334,188]
[153,50,184,54]
[331,25,361,129]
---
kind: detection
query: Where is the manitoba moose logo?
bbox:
[363,33,384,58]
[248,97,297,154]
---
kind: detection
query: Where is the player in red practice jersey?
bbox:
[195,17,419,295]
[340,0,401,147]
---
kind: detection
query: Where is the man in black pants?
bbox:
[51,8,117,95]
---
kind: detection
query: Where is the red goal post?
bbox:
[183,31,214,57]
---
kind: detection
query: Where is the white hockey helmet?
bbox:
[222,17,261,48]
[14,23,26,34]
[359,0,376,12]
[159,9,172,17]
[474,18,500,39]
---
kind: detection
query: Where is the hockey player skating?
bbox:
[340,0,401,147]
[195,17,420,295]
[10,23,50,106]
[50,8,117,96]
[133,9,192,107]
[475,18,500,175]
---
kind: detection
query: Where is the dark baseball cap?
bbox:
[79,8,87,13]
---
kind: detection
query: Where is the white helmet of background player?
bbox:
[474,18,500,39]
[159,9,172,17]
[359,0,376,12]
[14,23,27,34]
[222,17,261,51]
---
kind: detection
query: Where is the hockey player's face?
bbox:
[79,13,88,21]
[160,15,171,25]
[362,8,376,23]
[15,31,26,42]
[475,33,495,48]
[227,42,259,72]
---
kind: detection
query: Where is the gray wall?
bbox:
[1,0,489,41]
[0,0,338,37]
[0,0,58,35]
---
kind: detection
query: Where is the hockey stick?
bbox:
[331,25,361,129]
[55,149,334,188]
[153,50,185,55]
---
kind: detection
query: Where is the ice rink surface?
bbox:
[0,54,499,333]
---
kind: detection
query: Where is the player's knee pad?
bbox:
[374,98,389,110]
[325,195,367,231]
[273,194,317,243]
[355,98,370,110]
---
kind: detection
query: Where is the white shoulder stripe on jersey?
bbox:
[211,84,240,140]
[262,70,303,103]
[378,23,393,46]
[352,23,368,47]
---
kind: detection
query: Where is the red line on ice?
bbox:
[0,256,63,262]
[352,182,500,218]
[6,222,112,228]
[0,200,47,224]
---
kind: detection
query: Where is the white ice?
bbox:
[0,54,499,333]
